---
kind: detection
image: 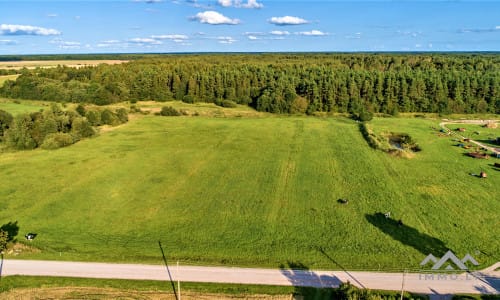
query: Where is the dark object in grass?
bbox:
[25,233,37,241]
[467,152,489,159]
[397,219,403,226]
[337,198,349,204]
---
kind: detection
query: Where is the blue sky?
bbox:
[0,0,499,54]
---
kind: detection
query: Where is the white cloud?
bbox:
[238,0,263,8]
[97,40,123,48]
[218,0,232,7]
[152,34,189,43]
[218,0,262,8]
[217,36,236,44]
[247,35,258,40]
[152,34,188,40]
[192,11,240,25]
[270,30,290,36]
[296,30,327,36]
[128,37,162,45]
[0,39,18,45]
[0,24,60,36]
[47,14,58,18]
[50,38,82,49]
[269,16,308,26]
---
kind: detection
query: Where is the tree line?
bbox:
[0,105,128,150]
[1,53,498,115]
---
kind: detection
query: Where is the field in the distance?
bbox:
[0,114,498,270]
[0,60,127,70]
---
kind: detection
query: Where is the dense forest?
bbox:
[1,54,499,114]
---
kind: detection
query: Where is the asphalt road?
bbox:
[1,259,498,296]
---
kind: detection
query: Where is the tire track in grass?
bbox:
[266,119,304,225]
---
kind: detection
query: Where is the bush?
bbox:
[160,106,181,116]
[75,104,86,116]
[85,110,101,126]
[182,95,196,104]
[116,108,129,123]
[220,100,237,108]
[41,132,74,149]
[100,109,120,126]
[71,117,95,139]
[4,114,37,150]
[0,109,13,139]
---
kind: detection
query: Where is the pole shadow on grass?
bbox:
[158,241,178,300]
[365,213,450,257]
[279,261,341,299]
[316,247,366,289]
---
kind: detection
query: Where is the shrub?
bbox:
[71,117,95,139]
[31,116,58,145]
[101,109,120,126]
[41,132,74,149]
[0,109,13,139]
[4,114,37,150]
[75,104,86,116]
[85,110,101,126]
[182,95,196,104]
[290,96,308,114]
[220,100,237,108]
[116,108,129,123]
[160,106,181,116]
[0,230,7,253]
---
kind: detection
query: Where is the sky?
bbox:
[0,0,499,54]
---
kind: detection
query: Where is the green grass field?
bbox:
[0,98,46,115]
[0,115,498,270]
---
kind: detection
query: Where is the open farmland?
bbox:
[0,115,498,270]
[0,60,127,70]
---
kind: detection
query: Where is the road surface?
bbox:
[1,259,498,296]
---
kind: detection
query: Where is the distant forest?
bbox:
[1,53,499,114]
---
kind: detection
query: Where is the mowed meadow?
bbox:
[0,114,498,270]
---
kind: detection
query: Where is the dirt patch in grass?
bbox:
[5,242,41,256]
[1,287,290,300]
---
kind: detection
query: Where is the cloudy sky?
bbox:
[0,0,499,54]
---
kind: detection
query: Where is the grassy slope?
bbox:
[0,98,46,115]
[0,115,498,270]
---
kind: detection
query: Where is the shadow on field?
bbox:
[316,247,366,289]
[0,221,19,242]
[279,261,341,299]
[158,241,178,300]
[365,213,449,257]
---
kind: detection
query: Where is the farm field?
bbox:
[0,115,498,270]
[0,60,127,70]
